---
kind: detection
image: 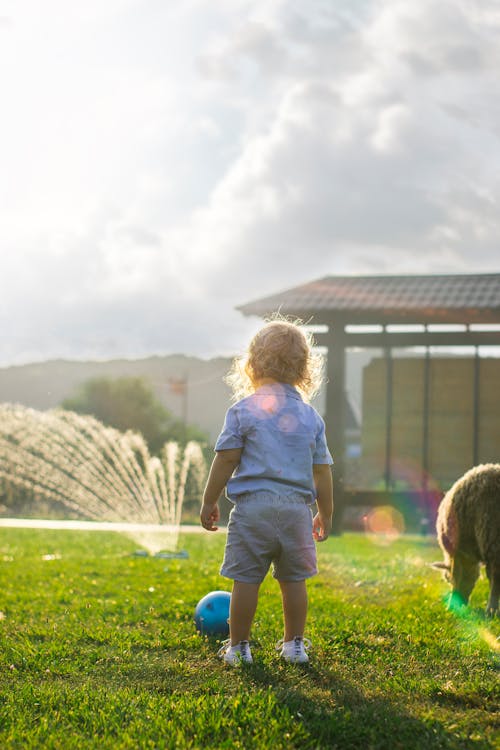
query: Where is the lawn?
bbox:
[0,528,498,749]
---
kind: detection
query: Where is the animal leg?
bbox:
[486,563,499,617]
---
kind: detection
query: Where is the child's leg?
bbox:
[278,579,308,641]
[229,581,260,644]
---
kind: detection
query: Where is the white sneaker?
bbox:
[276,636,311,663]
[217,639,253,665]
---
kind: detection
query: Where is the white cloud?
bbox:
[0,0,499,366]
[185,0,500,274]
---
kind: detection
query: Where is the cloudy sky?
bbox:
[1,0,499,366]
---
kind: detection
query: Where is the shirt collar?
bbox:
[255,382,303,400]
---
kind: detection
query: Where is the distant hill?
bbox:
[0,352,365,446]
[0,355,233,443]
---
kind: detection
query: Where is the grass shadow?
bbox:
[240,657,493,750]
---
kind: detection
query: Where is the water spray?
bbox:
[0,405,207,554]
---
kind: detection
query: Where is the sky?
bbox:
[1,0,499,366]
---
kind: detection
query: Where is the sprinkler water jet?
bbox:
[0,404,206,554]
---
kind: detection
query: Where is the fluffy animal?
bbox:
[433,463,500,616]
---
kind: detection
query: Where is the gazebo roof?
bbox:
[238,273,500,325]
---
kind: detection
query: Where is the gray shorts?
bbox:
[220,492,318,583]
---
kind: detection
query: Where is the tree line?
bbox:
[61,376,208,454]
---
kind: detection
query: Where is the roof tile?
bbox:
[239,274,500,324]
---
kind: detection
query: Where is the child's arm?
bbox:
[200,448,242,531]
[312,463,334,542]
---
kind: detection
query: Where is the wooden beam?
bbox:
[314,330,500,348]
[384,346,393,490]
[473,349,480,465]
[324,325,347,534]
[422,348,431,492]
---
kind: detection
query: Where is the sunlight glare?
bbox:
[364,505,405,544]
[478,628,500,653]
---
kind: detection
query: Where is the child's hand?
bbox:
[312,512,331,542]
[200,502,220,532]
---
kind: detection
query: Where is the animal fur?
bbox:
[433,463,500,615]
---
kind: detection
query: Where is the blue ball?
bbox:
[194,590,231,636]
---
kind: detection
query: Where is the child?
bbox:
[200,319,334,665]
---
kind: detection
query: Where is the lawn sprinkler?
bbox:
[154,550,189,559]
[194,590,231,636]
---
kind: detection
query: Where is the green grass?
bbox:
[0,529,498,749]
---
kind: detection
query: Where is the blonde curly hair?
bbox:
[226,316,325,402]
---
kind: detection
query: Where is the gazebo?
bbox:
[238,273,500,533]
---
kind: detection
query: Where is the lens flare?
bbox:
[478,628,500,653]
[364,505,405,544]
[277,413,298,432]
[261,394,279,414]
[247,384,286,419]
[440,590,500,657]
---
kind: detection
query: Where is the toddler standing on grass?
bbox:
[200,319,334,665]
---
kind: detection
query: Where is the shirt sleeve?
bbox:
[214,405,244,451]
[312,415,334,465]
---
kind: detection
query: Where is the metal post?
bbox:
[384,341,393,491]
[422,345,431,492]
[182,372,189,440]
[473,347,480,465]
[325,321,346,534]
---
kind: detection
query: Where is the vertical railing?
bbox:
[422,345,431,493]
[383,338,393,491]
[473,346,480,466]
